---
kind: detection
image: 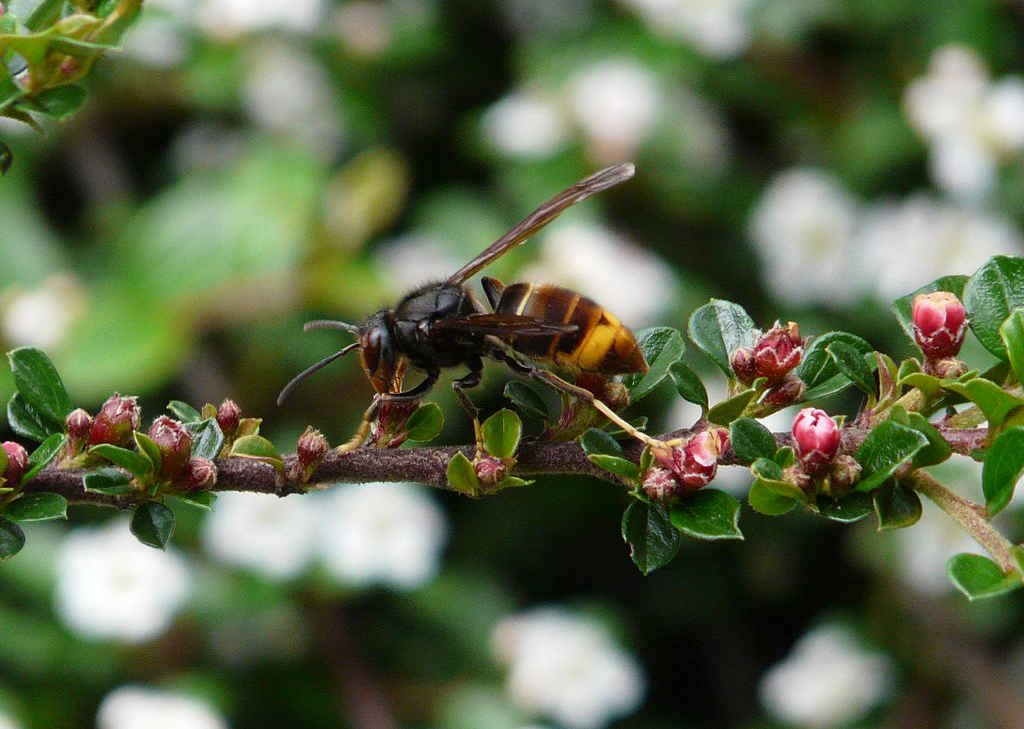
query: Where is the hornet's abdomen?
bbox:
[495,283,648,374]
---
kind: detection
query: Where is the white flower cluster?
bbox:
[0,712,21,729]
[759,623,894,728]
[617,0,760,60]
[492,608,645,729]
[195,0,327,38]
[202,484,448,590]
[748,168,1022,307]
[1,274,86,351]
[97,686,228,729]
[55,520,191,643]
[904,45,1024,200]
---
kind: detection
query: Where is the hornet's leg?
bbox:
[337,370,440,454]
[452,356,485,458]
[492,350,662,449]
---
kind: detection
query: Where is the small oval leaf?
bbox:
[503,381,550,422]
[4,492,68,522]
[982,426,1024,517]
[947,553,1022,601]
[669,360,708,410]
[89,444,153,478]
[855,422,928,492]
[670,489,743,540]
[446,451,479,496]
[579,428,624,458]
[624,327,686,401]
[622,500,681,575]
[405,403,444,442]
[687,300,756,376]
[748,480,796,516]
[965,256,1024,360]
[6,347,73,428]
[0,518,26,560]
[872,481,922,530]
[130,502,176,549]
[588,454,640,481]
[481,409,522,459]
[730,418,777,465]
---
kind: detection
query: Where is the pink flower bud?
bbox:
[184,457,217,491]
[88,394,141,448]
[642,466,681,502]
[679,429,724,489]
[730,347,757,385]
[66,408,92,442]
[297,427,329,468]
[762,374,806,409]
[216,399,241,437]
[912,292,967,358]
[753,322,804,383]
[475,456,509,486]
[148,416,193,479]
[2,442,29,485]
[791,407,840,476]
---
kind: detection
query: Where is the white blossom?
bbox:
[314,483,448,590]
[97,686,228,729]
[195,0,326,37]
[521,222,676,326]
[55,520,191,643]
[201,492,319,580]
[492,608,645,729]
[1,274,86,350]
[482,90,572,160]
[373,232,466,294]
[618,0,758,59]
[759,623,894,728]
[904,45,1024,199]
[748,169,860,307]
[567,59,661,162]
[0,712,21,729]
[333,1,392,58]
[123,16,190,68]
[895,494,985,596]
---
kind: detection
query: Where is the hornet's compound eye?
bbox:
[360,327,382,376]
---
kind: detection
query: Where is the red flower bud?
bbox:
[762,374,806,409]
[66,408,92,442]
[184,457,217,491]
[792,407,840,476]
[642,466,681,503]
[2,442,29,485]
[731,347,757,385]
[148,416,193,479]
[216,399,241,437]
[88,394,141,448]
[297,427,329,468]
[655,429,725,492]
[753,322,804,383]
[912,292,967,358]
[475,455,509,486]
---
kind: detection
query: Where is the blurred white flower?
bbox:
[97,686,228,729]
[904,45,1024,200]
[521,222,676,326]
[568,59,661,162]
[195,0,326,37]
[759,623,894,728]
[373,232,466,293]
[242,43,344,158]
[618,0,758,59]
[895,496,984,596]
[853,195,1021,302]
[202,492,319,580]
[55,520,191,643]
[123,16,190,68]
[482,90,572,161]
[0,712,21,729]
[333,1,392,58]
[170,123,246,173]
[1,274,86,350]
[315,483,448,590]
[492,608,645,729]
[748,169,860,308]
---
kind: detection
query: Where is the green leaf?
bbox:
[730,418,776,464]
[904,412,951,469]
[872,481,923,530]
[4,492,67,522]
[826,342,875,395]
[579,428,623,458]
[587,454,640,481]
[802,373,857,401]
[186,418,225,460]
[670,489,743,540]
[6,393,52,442]
[89,444,153,478]
[982,426,1024,516]
[855,421,928,492]
[83,468,135,494]
[748,480,796,515]
[134,432,162,474]
[892,275,968,343]
[898,372,942,400]
[624,327,686,401]
[798,332,874,388]
[25,0,65,31]
[174,491,217,510]
[503,381,550,422]
[493,476,533,490]
[669,360,708,410]
[1000,309,1024,385]
[941,379,1024,429]
[481,409,522,459]
[229,435,283,471]
[621,500,681,575]
[7,347,72,428]
[446,451,479,496]
[130,502,176,549]
[687,300,756,376]
[167,400,202,422]
[706,388,757,425]
[23,433,66,483]
[964,256,1024,360]
[29,85,86,119]
[817,492,874,523]
[405,403,444,442]
[0,518,25,560]
[947,553,1022,601]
